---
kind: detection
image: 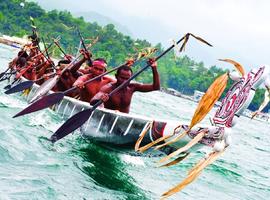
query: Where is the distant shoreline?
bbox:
[0,34,29,48]
[160,87,194,101]
[1,37,269,123]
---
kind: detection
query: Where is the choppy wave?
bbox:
[0,45,269,200]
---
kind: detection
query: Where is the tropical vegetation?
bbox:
[0,0,268,111]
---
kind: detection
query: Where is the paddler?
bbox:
[73,54,114,102]
[52,49,93,97]
[90,58,160,113]
[52,59,77,96]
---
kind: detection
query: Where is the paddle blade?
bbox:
[161,150,224,199]
[0,76,11,82]
[29,76,59,103]
[251,111,259,119]
[13,92,64,118]
[189,33,213,47]
[50,108,93,143]
[5,81,34,94]
[189,73,228,128]
[219,59,245,76]
[0,72,6,79]
[158,153,189,168]
[179,33,190,52]
[158,132,205,164]
[180,33,213,52]
[4,84,12,90]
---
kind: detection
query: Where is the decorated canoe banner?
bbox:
[213,66,268,127]
[135,60,270,198]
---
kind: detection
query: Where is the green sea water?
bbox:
[0,44,269,200]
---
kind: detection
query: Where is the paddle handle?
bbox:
[64,64,126,96]
[40,38,57,70]
[30,40,55,61]
[108,35,187,97]
[64,43,156,96]
[60,51,82,74]
[54,40,70,61]
[77,27,92,63]
[42,38,50,59]
[35,72,55,82]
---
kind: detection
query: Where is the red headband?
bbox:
[92,60,107,68]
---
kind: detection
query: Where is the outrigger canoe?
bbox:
[9,62,268,154]
[9,64,269,153]
[15,76,183,147]
[8,70,242,151]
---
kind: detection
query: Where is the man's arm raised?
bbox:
[70,49,92,74]
[134,58,160,92]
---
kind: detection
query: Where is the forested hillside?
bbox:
[0,0,267,111]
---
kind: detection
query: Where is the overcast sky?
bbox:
[30,0,270,70]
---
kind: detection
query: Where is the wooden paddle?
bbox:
[53,39,71,61]
[4,72,55,94]
[135,33,214,152]
[3,78,20,90]
[161,149,225,199]
[0,68,11,79]
[49,33,212,143]
[1,38,58,87]
[27,53,82,104]
[30,16,41,51]
[0,70,15,82]
[12,47,157,118]
[154,73,228,163]
[218,59,245,76]
[76,27,92,64]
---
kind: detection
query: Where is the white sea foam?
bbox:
[121,154,145,166]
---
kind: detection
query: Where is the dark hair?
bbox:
[18,50,28,58]
[57,59,71,66]
[116,65,133,76]
[28,34,38,41]
[16,57,27,66]
[94,58,107,64]
[86,58,107,67]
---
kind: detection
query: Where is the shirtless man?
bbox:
[73,58,114,102]
[90,58,160,113]
[53,50,91,93]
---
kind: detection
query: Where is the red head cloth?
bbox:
[92,60,107,68]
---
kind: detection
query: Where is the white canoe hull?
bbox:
[23,78,172,146]
[9,76,225,152]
